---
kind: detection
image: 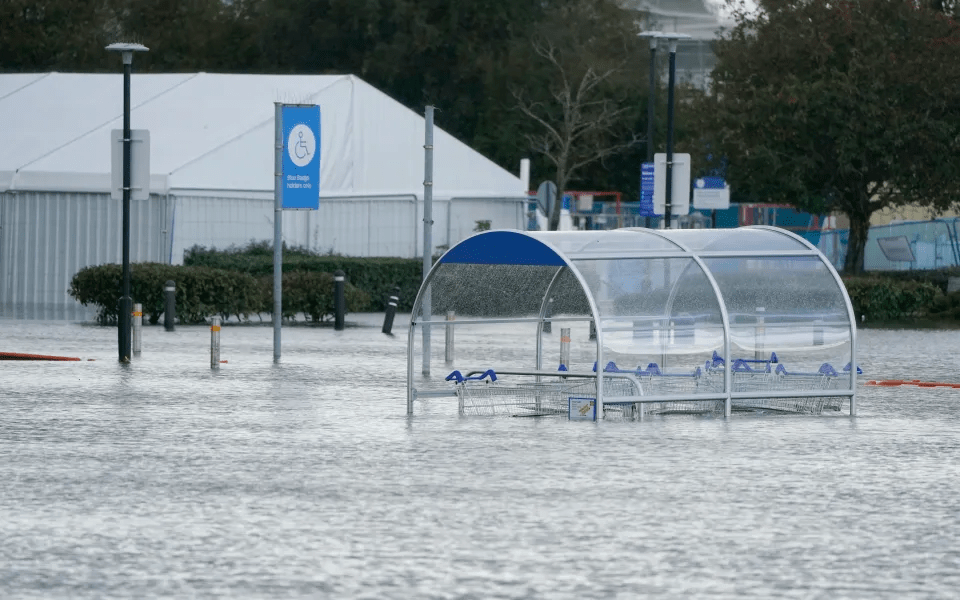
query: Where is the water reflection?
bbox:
[0,318,958,598]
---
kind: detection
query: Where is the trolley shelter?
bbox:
[406,227,858,421]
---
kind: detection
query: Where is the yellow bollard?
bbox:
[210,316,221,369]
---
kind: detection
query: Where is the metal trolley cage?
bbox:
[407,227,858,421]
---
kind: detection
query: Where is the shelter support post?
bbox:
[445,311,455,364]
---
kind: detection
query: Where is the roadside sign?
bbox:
[111,129,150,201]
[693,176,730,210]
[536,180,557,216]
[653,153,691,216]
[281,105,320,210]
[639,162,655,216]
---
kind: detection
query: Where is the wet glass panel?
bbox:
[702,256,853,390]
[659,228,809,253]
[572,258,725,395]
[418,263,565,319]
[529,230,680,256]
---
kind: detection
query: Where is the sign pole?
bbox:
[273,102,283,362]
[273,103,321,362]
[422,106,434,375]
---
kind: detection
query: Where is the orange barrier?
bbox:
[0,352,82,361]
[865,379,960,389]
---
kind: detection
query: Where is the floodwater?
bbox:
[1,315,959,599]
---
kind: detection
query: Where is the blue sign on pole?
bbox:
[281,105,321,210]
[638,162,657,216]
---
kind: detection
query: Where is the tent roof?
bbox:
[0,72,523,198]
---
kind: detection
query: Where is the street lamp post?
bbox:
[637,31,662,229]
[660,33,690,229]
[106,42,149,363]
[637,32,662,166]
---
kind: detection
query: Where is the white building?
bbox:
[0,73,527,320]
[629,0,733,88]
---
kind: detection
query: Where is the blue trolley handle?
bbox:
[446,369,498,384]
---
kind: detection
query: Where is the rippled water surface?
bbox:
[2,316,959,599]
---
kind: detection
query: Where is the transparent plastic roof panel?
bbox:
[407,227,858,422]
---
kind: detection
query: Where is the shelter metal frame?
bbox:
[407,226,858,421]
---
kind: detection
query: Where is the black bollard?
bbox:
[589,320,597,340]
[382,285,400,335]
[163,280,176,332]
[334,270,345,331]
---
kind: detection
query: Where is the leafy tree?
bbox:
[694,0,960,273]
[0,0,119,72]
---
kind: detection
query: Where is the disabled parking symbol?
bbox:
[287,124,316,168]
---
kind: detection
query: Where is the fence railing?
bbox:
[818,218,960,271]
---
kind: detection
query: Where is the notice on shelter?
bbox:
[568,397,596,421]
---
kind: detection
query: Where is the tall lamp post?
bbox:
[106,42,149,363]
[637,32,662,167]
[637,31,661,229]
[659,32,690,229]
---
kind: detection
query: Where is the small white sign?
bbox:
[654,153,690,217]
[568,397,596,421]
[111,129,150,201]
[693,178,730,210]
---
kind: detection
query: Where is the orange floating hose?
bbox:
[865,379,960,389]
[0,352,81,361]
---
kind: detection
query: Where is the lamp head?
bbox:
[637,30,663,50]
[658,32,692,53]
[105,42,149,65]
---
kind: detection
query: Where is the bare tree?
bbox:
[515,38,638,230]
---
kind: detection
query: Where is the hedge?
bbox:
[69,262,369,325]
[71,243,960,327]
[183,242,423,312]
[841,276,942,323]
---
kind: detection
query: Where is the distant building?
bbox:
[628,0,731,89]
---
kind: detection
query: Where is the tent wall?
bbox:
[169,194,525,264]
[0,191,168,320]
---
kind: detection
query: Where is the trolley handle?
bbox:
[446,369,498,384]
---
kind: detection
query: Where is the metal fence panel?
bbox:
[0,191,167,320]
[1,192,526,320]
[818,218,960,272]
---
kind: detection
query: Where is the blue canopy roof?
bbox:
[438,231,565,266]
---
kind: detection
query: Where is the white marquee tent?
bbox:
[0,72,527,320]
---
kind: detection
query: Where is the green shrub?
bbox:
[923,291,960,322]
[69,263,368,325]
[842,276,942,322]
[864,266,960,294]
[183,243,423,311]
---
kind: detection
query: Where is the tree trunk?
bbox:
[548,200,561,231]
[844,212,870,274]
